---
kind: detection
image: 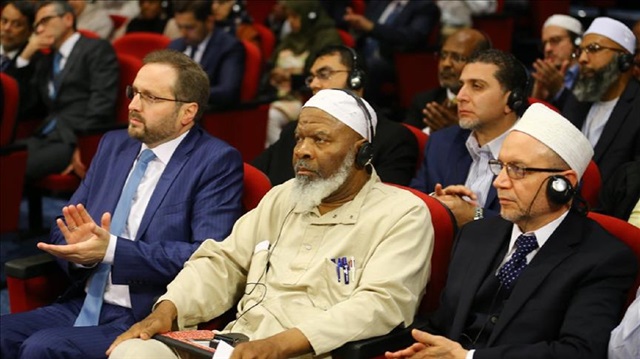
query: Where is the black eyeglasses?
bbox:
[305,69,349,86]
[574,43,626,58]
[33,14,63,29]
[488,160,565,179]
[126,85,189,104]
[437,50,468,64]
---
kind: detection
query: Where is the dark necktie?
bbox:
[40,52,63,136]
[74,149,157,326]
[0,54,11,72]
[496,233,538,290]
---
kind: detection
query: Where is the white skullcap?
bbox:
[302,89,377,141]
[543,14,583,35]
[584,17,636,54]
[512,103,593,179]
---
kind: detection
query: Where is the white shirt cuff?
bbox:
[102,234,118,264]
[466,349,475,359]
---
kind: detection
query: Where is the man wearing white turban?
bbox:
[108,89,434,359]
[387,103,637,359]
[561,16,640,184]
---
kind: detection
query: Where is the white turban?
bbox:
[512,103,593,179]
[302,89,377,141]
[543,14,583,35]
[584,17,635,54]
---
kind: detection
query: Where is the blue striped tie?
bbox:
[74,149,156,326]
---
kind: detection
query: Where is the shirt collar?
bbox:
[57,32,81,59]
[510,209,569,250]
[139,130,190,165]
[0,46,19,59]
[465,124,513,160]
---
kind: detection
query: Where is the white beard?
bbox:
[290,151,355,213]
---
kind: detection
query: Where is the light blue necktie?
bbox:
[74,149,156,326]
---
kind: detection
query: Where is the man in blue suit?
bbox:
[168,0,244,108]
[0,49,244,359]
[410,49,527,228]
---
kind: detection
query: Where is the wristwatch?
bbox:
[473,207,484,221]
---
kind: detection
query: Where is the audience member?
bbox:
[106,89,434,359]
[609,287,640,359]
[168,0,245,108]
[95,0,141,19]
[264,0,289,42]
[0,49,244,359]
[436,0,497,38]
[411,49,528,227]
[388,103,637,359]
[17,1,119,181]
[633,20,639,81]
[531,14,583,103]
[0,1,39,120]
[212,0,259,47]
[263,0,341,146]
[124,0,169,35]
[404,28,491,132]
[344,0,439,108]
[561,17,640,184]
[253,45,418,186]
[68,0,114,39]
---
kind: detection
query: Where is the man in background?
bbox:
[404,28,490,133]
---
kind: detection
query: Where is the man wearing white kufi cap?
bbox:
[388,103,636,359]
[531,14,583,102]
[560,16,640,184]
[109,89,434,359]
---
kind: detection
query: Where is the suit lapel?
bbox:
[488,212,583,344]
[592,81,639,162]
[449,130,472,185]
[199,29,220,71]
[54,36,85,97]
[135,128,200,240]
[449,219,512,338]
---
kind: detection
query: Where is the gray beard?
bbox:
[290,151,355,213]
[573,59,620,102]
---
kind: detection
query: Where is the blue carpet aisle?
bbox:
[0,196,67,315]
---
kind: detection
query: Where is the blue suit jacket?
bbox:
[410,125,500,217]
[49,126,244,320]
[168,29,245,107]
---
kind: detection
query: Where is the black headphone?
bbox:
[335,89,374,168]
[342,46,365,90]
[506,61,530,115]
[546,175,575,205]
[618,52,634,72]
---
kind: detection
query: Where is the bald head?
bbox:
[439,28,491,91]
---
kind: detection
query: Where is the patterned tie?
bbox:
[496,233,538,290]
[74,149,156,326]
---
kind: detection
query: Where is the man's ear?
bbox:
[180,103,198,126]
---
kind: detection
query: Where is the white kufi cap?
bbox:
[543,14,583,35]
[302,89,377,141]
[512,103,593,179]
[584,17,635,54]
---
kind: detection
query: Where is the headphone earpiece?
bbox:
[618,53,633,72]
[356,141,374,168]
[506,60,530,115]
[342,46,364,90]
[307,10,318,23]
[546,175,574,205]
[573,36,582,47]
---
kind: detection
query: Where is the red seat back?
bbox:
[242,163,271,212]
[337,29,355,48]
[581,160,602,209]
[401,123,429,172]
[1,73,19,146]
[115,53,143,124]
[113,32,171,61]
[587,212,640,308]
[253,23,276,61]
[394,52,439,109]
[0,148,27,233]
[389,184,457,313]
[240,40,262,102]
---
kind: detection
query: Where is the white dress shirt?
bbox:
[463,129,510,207]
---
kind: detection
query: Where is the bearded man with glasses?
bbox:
[0,49,244,359]
[558,17,640,185]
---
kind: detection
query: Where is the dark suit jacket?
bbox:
[429,211,637,359]
[50,126,244,320]
[404,86,447,129]
[362,0,439,56]
[2,44,45,121]
[252,116,418,186]
[410,125,500,217]
[561,79,640,184]
[168,28,245,108]
[31,35,119,145]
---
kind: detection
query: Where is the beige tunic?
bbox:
[158,171,434,356]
